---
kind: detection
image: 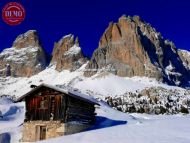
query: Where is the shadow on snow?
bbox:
[0,133,11,143]
[0,106,20,121]
[86,116,127,131]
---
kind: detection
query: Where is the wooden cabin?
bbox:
[17,84,99,142]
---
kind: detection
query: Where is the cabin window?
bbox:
[40,97,48,109]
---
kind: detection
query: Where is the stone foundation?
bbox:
[21,121,90,142]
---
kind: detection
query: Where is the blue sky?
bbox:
[0,0,190,57]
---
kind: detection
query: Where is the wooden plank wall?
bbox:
[66,96,96,124]
[25,87,64,121]
[24,87,96,124]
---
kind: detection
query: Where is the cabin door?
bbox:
[40,126,46,140]
[36,125,46,141]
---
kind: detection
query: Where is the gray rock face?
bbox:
[85,15,190,86]
[0,30,47,77]
[51,34,86,71]
[13,30,40,49]
[178,49,190,70]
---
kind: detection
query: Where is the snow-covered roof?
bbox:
[16,83,100,105]
[68,90,100,106]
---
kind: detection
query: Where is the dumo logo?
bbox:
[2,2,26,26]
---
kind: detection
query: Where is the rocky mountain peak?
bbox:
[13,30,41,49]
[85,15,190,87]
[0,30,47,77]
[51,34,86,71]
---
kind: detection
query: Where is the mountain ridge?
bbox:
[0,15,189,87]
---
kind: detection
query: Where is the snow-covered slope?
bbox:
[40,103,190,143]
[0,66,190,142]
[1,98,190,143]
[73,73,188,97]
[0,65,85,98]
[0,65,188,99]
[0,98,25,143]
[72,73,190,114]
[1,65,189,115]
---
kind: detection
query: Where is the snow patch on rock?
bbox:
[64,45,81,56]
[0,46,39,64]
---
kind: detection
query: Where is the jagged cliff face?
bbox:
[85,15,190,86]
[178,49,190,70]
[51,34,86,71]
[0,30,47,77]
[13,30,41,49]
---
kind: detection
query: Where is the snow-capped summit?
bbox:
[0,30,47,77]
[51,34,86,71]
